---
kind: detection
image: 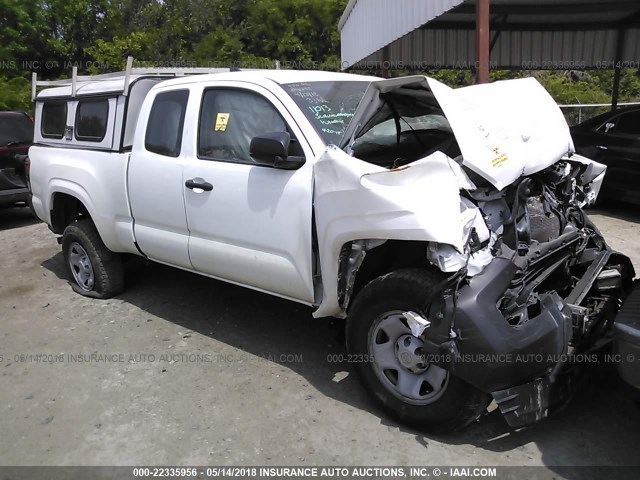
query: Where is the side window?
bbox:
[75,98,109,141]
[41,102,67,139]
[198,89,298,164]
[145,90,189,157]
[612,111,640,136]
[598,111,640,137]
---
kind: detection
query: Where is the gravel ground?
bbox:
[1,204,639,474]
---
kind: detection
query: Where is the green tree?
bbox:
[241,0,345,67]
[84,32,148,72]
[0,0,49,69]
[0,76,31,111]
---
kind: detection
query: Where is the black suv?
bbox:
[0,111,33,207]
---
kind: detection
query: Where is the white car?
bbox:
[28,66,636,432]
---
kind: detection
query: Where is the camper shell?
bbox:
[32,60,234,152]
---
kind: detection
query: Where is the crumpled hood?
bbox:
[342,76,575,191]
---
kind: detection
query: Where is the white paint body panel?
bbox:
[28,146,139,255]
[427,77,575,190]
[180,82,316,303]
[312,148,476,318]
[343,76,575,191]
[127,83,192,269]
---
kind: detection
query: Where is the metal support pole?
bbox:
[612,67,622,111]
[611,28,626,111]
[381,45,390,78]
[475,0,490,84]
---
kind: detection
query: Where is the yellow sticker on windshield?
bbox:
[214,113,230,132]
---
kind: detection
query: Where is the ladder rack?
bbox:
[31,56,258,101]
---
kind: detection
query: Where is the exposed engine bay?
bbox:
[315,75,636,427]
[420,159,634,426]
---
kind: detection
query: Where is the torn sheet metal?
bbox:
[312,147,482,318]
[564,153,607,205]
[427,196,496,277]
[342,75,575,191]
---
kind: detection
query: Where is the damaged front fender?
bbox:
[312,146,488,318]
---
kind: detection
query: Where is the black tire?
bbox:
[62,219,124,299]
[346,268,491,433]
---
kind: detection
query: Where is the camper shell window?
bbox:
[75,98,109,142]
[41,102,67,139]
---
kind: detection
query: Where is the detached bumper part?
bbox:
[492,374,575,428]
[425,248,631,427]
[613,281,640,389]
[431,257,573,393]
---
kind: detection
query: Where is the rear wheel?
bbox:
[347,268,491,433]
[62,219,124,298]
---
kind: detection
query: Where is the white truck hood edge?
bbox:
[342,76,575,191]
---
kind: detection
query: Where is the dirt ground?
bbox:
[1,204,640,474]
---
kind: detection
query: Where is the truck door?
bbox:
[128,89,193,269]
[181,83,316,303]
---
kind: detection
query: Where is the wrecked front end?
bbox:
[314,75,636,428]
[419,158,635,427]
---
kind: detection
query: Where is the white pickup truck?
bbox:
[29,65,637,432]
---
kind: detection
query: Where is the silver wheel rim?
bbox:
[68,242,95,291]
[368,310,449,405]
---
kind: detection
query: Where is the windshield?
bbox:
[280,81,370,145]
[0,113,33,146]
[350,90,459,168]
[356,113,452,144]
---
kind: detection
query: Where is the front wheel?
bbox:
[62,219,124,299]
[346,268,491,433]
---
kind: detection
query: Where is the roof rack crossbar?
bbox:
[31,56,249,100]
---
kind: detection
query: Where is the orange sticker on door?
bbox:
[214,113,230,132]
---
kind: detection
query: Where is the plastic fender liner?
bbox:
[424,256,573,393]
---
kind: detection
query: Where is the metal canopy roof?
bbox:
[339,0,640,70]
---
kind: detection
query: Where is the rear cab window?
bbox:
[145,90,190,157]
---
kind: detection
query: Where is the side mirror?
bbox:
[249,132,305,170]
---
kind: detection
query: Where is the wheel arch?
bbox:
[337,239,435,316]
[50,191,93,234]
[47,181,127,254]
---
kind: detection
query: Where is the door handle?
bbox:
[596,145,608,151]
[185,179,213,191]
